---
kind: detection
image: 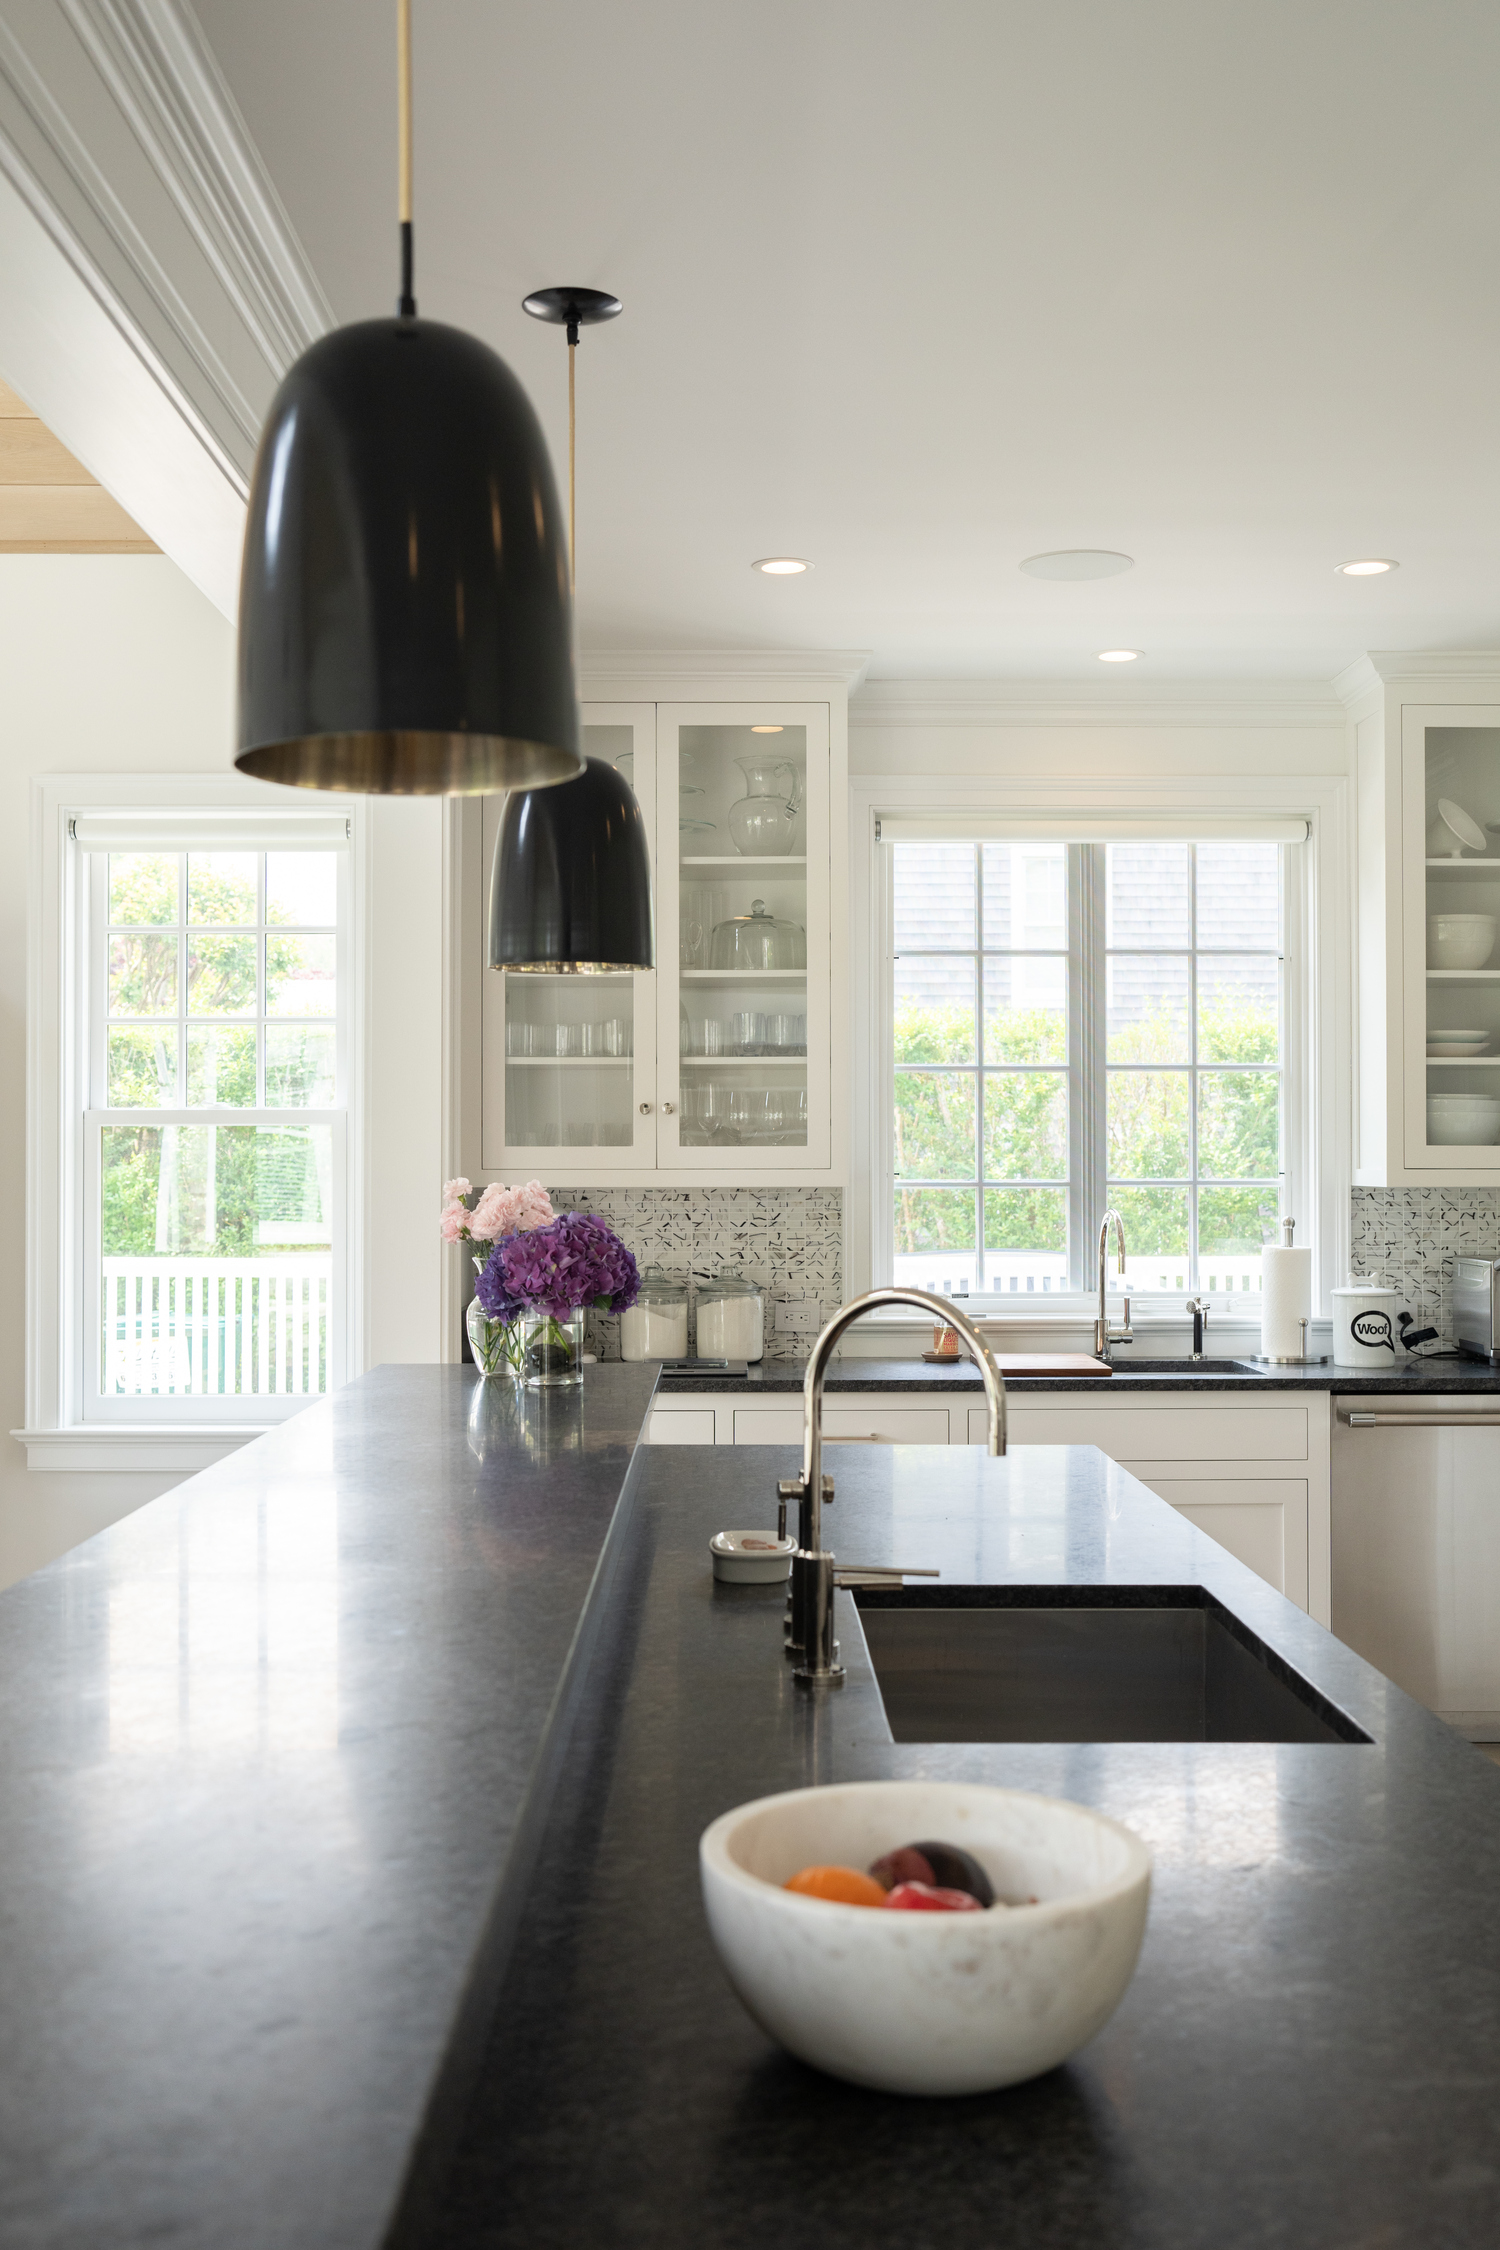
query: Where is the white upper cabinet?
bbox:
[478,664,851,1185]
[1404,707,1500,1170]
[1347,656,1500,1182]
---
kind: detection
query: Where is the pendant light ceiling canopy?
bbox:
[234,4,582,797]
[487,283,654,974]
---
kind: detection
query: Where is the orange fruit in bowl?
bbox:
[783,1864,888,1908]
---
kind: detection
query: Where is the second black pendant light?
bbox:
[234,2,581,796]
[487,288,655,974]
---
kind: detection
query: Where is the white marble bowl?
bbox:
[710,1530,795,1582]
[699,1779,1151,2096]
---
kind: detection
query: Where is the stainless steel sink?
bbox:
[1103,1357,1261,1375]
[854,1588,1370,1746]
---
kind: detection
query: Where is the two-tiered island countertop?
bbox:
[2,1364,1499,2249]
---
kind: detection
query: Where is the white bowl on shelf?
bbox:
[1428,914,1497,971]
[700,1779,1151,2097]
[1427,1094,1500,1144]
[1427,799,1488,856]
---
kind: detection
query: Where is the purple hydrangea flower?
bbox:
[476,1212,640,1324]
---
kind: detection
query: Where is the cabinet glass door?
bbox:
[481,708,657,1172]
[1409,714,1500,1166]
[656,703,831,1171]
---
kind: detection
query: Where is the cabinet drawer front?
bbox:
[646,1409,717,1444]
[1127,1474,1309,1602]
[733,1404,950,1446]
[969,1403,1309,1461]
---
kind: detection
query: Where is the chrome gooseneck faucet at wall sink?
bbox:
[777,1290,1007,1685]
[1094,1209,1134,1363]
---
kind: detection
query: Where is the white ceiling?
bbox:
[191,0,1500,680]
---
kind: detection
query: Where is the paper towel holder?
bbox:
[1248,1217,1330,1365]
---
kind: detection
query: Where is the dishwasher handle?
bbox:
[1337,1407,1500,1428]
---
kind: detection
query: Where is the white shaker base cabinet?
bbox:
[646,1387,1330,1622]
[1332,1403,1500,1737]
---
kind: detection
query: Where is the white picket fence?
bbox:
[101,1259,332,1397]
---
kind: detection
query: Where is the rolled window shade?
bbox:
[875,815,1309,842]
[71,816,351,851]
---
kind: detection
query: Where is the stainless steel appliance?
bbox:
[1453,1256,1500,1363]
[1333,1398,1500,1737]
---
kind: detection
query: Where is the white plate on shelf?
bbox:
[1428,1030,1492,1055]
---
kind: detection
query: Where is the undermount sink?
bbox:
[853,1587,1370,1746]
[1103,1357,1261,1374]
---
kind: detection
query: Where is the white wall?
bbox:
[0,556,446,1590]
[848,683,1348,782]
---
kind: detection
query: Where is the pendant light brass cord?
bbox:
[397,0,415,316]
[567,332,576,593]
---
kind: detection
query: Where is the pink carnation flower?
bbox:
[438,1202,467,1243]
[441,1177,472,1204]
[468,1180,556,1243]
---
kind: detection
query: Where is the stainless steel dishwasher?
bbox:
[1332,1396,1500,1737]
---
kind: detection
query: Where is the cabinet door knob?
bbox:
[639,1101,652,1114]
[662,1101,675,1115]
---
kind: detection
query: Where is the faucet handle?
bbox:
[776,1476,802,1541]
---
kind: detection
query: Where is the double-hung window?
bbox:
[883,832,1295,1303]
[79,819,350,1419]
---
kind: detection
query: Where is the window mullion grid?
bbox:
[1072,844,1104,1293]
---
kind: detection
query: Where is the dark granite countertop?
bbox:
[429,1442,1500,2250]
[0,1363,659,2250]
[660,1352,1500,1394]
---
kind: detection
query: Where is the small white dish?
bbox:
[710,1530,795,1583]
[700,1779,1151,2096]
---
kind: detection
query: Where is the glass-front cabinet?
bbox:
[1406,712,1500,1169]
[481,701,833,1179]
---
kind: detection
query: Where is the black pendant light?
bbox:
[233,2,582,796]
[487,287,654,973]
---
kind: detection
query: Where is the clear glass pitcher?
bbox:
[727,757,802,857]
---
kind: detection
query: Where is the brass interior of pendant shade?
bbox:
[237,728,583,797]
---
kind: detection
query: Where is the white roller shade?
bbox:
[875,815,1309,842]
[71,815,351,851]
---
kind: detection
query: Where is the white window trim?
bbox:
[848,773,1352,1327]
[16,774,368,1470]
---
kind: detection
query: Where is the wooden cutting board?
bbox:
[922,1350,1113,1376]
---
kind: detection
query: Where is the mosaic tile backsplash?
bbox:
[1350,1188,1500,1336]
[546,1187,843,1360]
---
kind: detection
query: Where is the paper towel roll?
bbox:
[1261,1245,1312,1358]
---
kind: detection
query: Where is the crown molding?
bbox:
[582,648,872,693]
[848,676,1344,731]
[0,0,333,610]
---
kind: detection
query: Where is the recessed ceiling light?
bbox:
[1336,558,1398,576]
[753,556,811,575]
[750,724,784,733]
[1097,649,1141,663]
[1021,550,1133,581]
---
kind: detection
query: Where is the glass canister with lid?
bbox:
[619,1267,690,1362]
[708,899,806,972]
[695,1273,764,1362]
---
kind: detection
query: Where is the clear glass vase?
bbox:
[517,1309,586,1389]
[467,1293,518,1380]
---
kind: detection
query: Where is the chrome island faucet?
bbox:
[777,1289,1007,1686]
[1094,1209,1134,1363]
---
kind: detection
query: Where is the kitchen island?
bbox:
[2,1365,1499,2248]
